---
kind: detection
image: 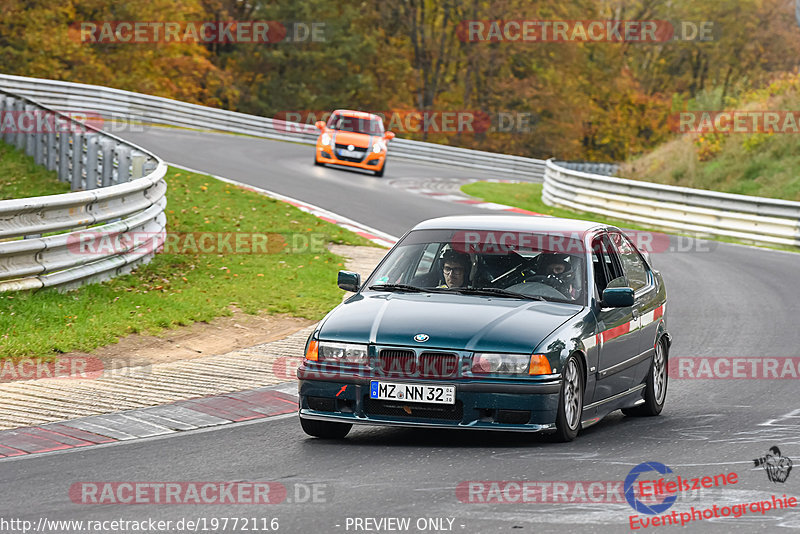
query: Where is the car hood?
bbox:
[333,131,371,148]
[318,292,582,353]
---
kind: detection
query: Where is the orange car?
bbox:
[314,110,395,177]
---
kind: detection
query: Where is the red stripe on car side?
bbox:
[601,322,631,343]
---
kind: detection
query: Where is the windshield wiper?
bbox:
[454,287,547,300]
[368,284,428,293]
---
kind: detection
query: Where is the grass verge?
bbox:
[462,182,663,232]
[0,162,376,359]
[0,140,71,199]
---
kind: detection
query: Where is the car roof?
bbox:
[332,109,382,120]
[411,214,610,235]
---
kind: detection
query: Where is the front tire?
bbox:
[300,417,352,439]
[313,155,322,166]
[622,337,668,417]
[554,355,584,442]
[374,160,386,177]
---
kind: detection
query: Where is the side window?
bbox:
[609,232,650,291]
[591,237,609,294]
[592,235,623,295]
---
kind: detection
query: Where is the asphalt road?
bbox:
[2,127,798,533]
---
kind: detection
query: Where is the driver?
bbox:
[439,249,470,288]
[537,253,576,298]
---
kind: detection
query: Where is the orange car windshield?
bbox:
[329,115,384,135]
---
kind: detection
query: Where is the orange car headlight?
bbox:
[529,354,553,375]
[305,339,319,361]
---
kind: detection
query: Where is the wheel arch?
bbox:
[569,349,588,388]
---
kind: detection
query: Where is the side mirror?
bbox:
[338,270,361,292]
[602,287,634,308]
[384,131,395,140]
[315,121,326,130]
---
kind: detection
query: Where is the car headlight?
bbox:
[317,342,368,365]
[471,353,552,375]
[320,133,332,146]
[472,353,529,374]
[372,140,386,153]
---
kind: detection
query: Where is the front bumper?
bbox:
[316,143,386,170]
[298,369,561,432]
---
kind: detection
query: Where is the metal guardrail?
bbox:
[0,74,547,180]
[543,159,800,248]
[555,161,619,177]
[0,88,167,292]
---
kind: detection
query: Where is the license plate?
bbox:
[370,381,455,405]
[338,149,361,158]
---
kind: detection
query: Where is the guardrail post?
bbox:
[85,134,100,189]
[71,132,84,190]
[116,145,131,183]
[46,129,57,171]
[58,131,70,182]
[0,96,5,142]
[14,99,25,150]
[34,122,46,165]
[100,139,115,186]
[24,104,37,157]
[131,150,145,179]
[1,97,11,144]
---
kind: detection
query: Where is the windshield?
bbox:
[366,228,587,304]
[328,114,384,135]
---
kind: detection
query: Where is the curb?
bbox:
[169,163,399,247]
[386,176,545,216]
[0,383,298,460]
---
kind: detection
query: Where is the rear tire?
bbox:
[300,417,352,439]
[554,355,583,442]
[622,338,668,417]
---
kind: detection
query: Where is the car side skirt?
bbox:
[580,383,647,429]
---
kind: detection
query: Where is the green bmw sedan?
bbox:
[298,215,671,442]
